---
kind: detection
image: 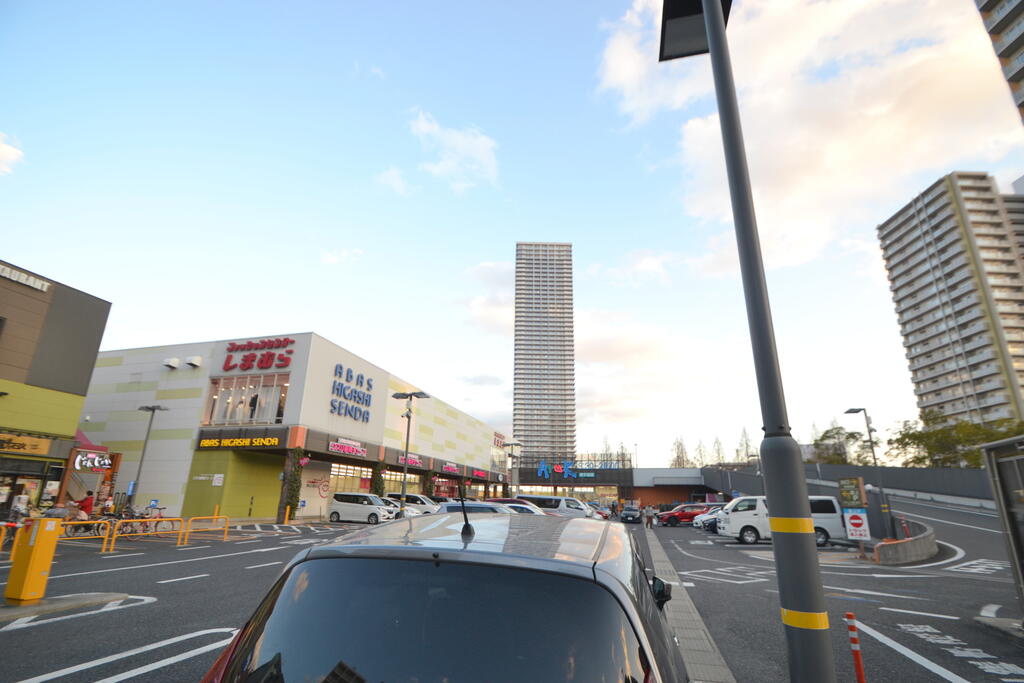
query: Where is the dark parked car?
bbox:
[202,514,688,682]
[620,505,641,523]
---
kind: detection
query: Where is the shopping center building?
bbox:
[0,259,111,515]
[79,333,508,519]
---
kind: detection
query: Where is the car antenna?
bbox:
[458,482,474,541]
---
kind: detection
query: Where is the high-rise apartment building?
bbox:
[878,171,1024,424]
[513,242,576,463]
[978,0,1024,120]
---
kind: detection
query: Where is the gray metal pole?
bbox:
[399,399,413,517]
[701,1,836,679]
[130,408,158,508]
[863,410,894,537]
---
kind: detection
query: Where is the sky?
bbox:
[3,0,1023,468]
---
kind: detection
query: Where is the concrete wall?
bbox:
[875,519,937,565]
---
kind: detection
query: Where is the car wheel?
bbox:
[815,527,830,547]
[329,512,340,522]
[368,513,379,525]
[668,517,679,527]
[740,526,760,545]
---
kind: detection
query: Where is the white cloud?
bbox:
[586,250,680,287]
[375,167,408,195]
[320,248,364,265]
[0,134,23,174]
[370,65,385,79]
[600,0,1024,274]
[410,110,498,192]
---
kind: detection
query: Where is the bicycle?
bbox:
[139,506,173,536]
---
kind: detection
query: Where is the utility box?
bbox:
[4,518,61,605]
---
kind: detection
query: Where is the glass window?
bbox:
[734,498,758,512]
[810,499,837,514]
[225,558,651,682]
[204,373,290,425]
[566,499,583,510]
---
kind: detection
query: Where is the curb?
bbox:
[644,528,736,683]
[0,592,130,623]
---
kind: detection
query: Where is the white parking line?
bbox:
[176,545,211,551]
[234,540,260,544]
[157,574,209,584]
[245,561,283,569]
[100,553,145,559]
[855,620,971,682]
[18,627,236,683]
[822,586,929,601]
[879,607,959,620]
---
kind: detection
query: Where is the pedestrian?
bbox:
[610,501,618,519]
[644,504,656,529]
[8,486,30,522]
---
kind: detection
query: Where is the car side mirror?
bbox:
[651,576,672,610]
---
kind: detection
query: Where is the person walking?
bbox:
[643,504,656,529]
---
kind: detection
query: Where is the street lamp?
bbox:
[845,408,894,538]
[659,2,835,680]
[130,405,168,507]
[393,391,430,517]
[503,439,522,496]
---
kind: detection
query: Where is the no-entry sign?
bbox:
[844,507,870,540]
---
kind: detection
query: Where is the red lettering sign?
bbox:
[222,339,295,372]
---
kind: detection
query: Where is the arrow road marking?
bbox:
[1,595,157,632]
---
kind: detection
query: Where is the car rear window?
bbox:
[521,496,560,509]
[224,557,650,682]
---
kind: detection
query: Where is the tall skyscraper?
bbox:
[878,171,1024,424]
[978,0,1024,121]
[513,242,576,463]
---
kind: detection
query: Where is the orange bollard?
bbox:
[845,612,866,683]
[283,505,291,525]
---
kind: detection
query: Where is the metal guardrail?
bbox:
[109,517,184,552]
[182,515,230,545]
[60,519,113,552]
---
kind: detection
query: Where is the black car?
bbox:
[203,514,688,682]
[620,505,642,523]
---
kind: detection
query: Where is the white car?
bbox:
[379,497,422,517]
[505,503,547,515]
[515,495,593,518]
[330,493,394,524]
[692,507,722,530]
[435,501,514,514]
[386,492,441,515]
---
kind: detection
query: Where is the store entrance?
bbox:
[0,457,64,517]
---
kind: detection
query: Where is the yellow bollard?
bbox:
[213,504,220,518]
[5,518,62,605]
[283,505,291,525]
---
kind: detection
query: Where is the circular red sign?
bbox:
[849,515,864,528]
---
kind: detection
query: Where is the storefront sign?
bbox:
[537,460,576,479]
[0,433,52,456]
[222,337,295,372]
[578,472,595,478]
[399,454,424,467]
[0,264,51,292]
[74,451,112,472]
[198,436,281,448]
[306,478,330,498]
[328,363,375,424]
[493,432,506,448]
[212,473,224,487]
[442,463,460,475]
[328,438,367,457]
[471,469,486,479]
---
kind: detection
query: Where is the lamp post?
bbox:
[659,2,835,680]
[130,405,168,508]
[845,408,894,538]
[503,439,522,496]
[393,391,430,517]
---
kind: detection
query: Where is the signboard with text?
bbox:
[838,477,867,508]
[844,508,870,540]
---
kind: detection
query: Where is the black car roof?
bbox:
[305,513,634,581]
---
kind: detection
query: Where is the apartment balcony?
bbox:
[1006,49,1024,81]
[987,0,1024,33]
[996,15,1024,56]
[1015,85,1024,107]
[980,0,1003,10]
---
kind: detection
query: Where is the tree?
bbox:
[422,475,435,497]
[277,447,304,523]
[669,438,689,468]
[712,437,725,464]
[811,425,863,465]
[737,428,755,461]
[888,411,1024,467]
[370,462,385,496]
[694,440,708,467]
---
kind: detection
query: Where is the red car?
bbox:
[657,503,711,527]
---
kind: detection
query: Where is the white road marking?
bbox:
[689,540,713,545]
[682,582,695,587]
[822,585,929,601]
[92,635,235,683]
[891,499,997,518]
[981,604,1001,617]
[0,546,287,586]
[672,547,939,579]
[18,627,236,683]
[100,553,145,559]
[896,511,1001,533]
[879,607,960,620]
[855,620,971,682]
[157,573,209,584]
[944,559,1011,575]
[234,540,260,544]
[1,596,157,632]
[245,561,283,569]
[176,545,211,551]
[906,541,966,569]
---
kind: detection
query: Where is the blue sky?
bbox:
[4,0,1024,466]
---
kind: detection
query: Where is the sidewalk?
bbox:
[645,528,736,683]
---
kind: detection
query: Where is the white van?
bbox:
[329,493,394,525]
[717,495,845,547]
[515,495,594,518]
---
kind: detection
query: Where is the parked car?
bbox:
[201,514,688,682]
[691,506,723,530]
[703,513,721,535]
[515,494,593,518]
[587,502,611,520]
[329,493,394,525]
[657,503,711,527]
[486,498,563,517]
[620,506,641,523]
[434,501,514,514]
[717,495,845,546]
[426,495,453,503]
[505,503,548,515]
[386,492,441,515]
[378,497,422,517]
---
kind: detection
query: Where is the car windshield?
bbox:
[624,507,639,512]
[226,558,650,682]
[367,495,386,506]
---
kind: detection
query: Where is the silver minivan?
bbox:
[330,493,393,525]
[386,492,441,515]
[515,495,594,518]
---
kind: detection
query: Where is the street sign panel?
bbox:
[844,507,870,540]
[838,477,866,508]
